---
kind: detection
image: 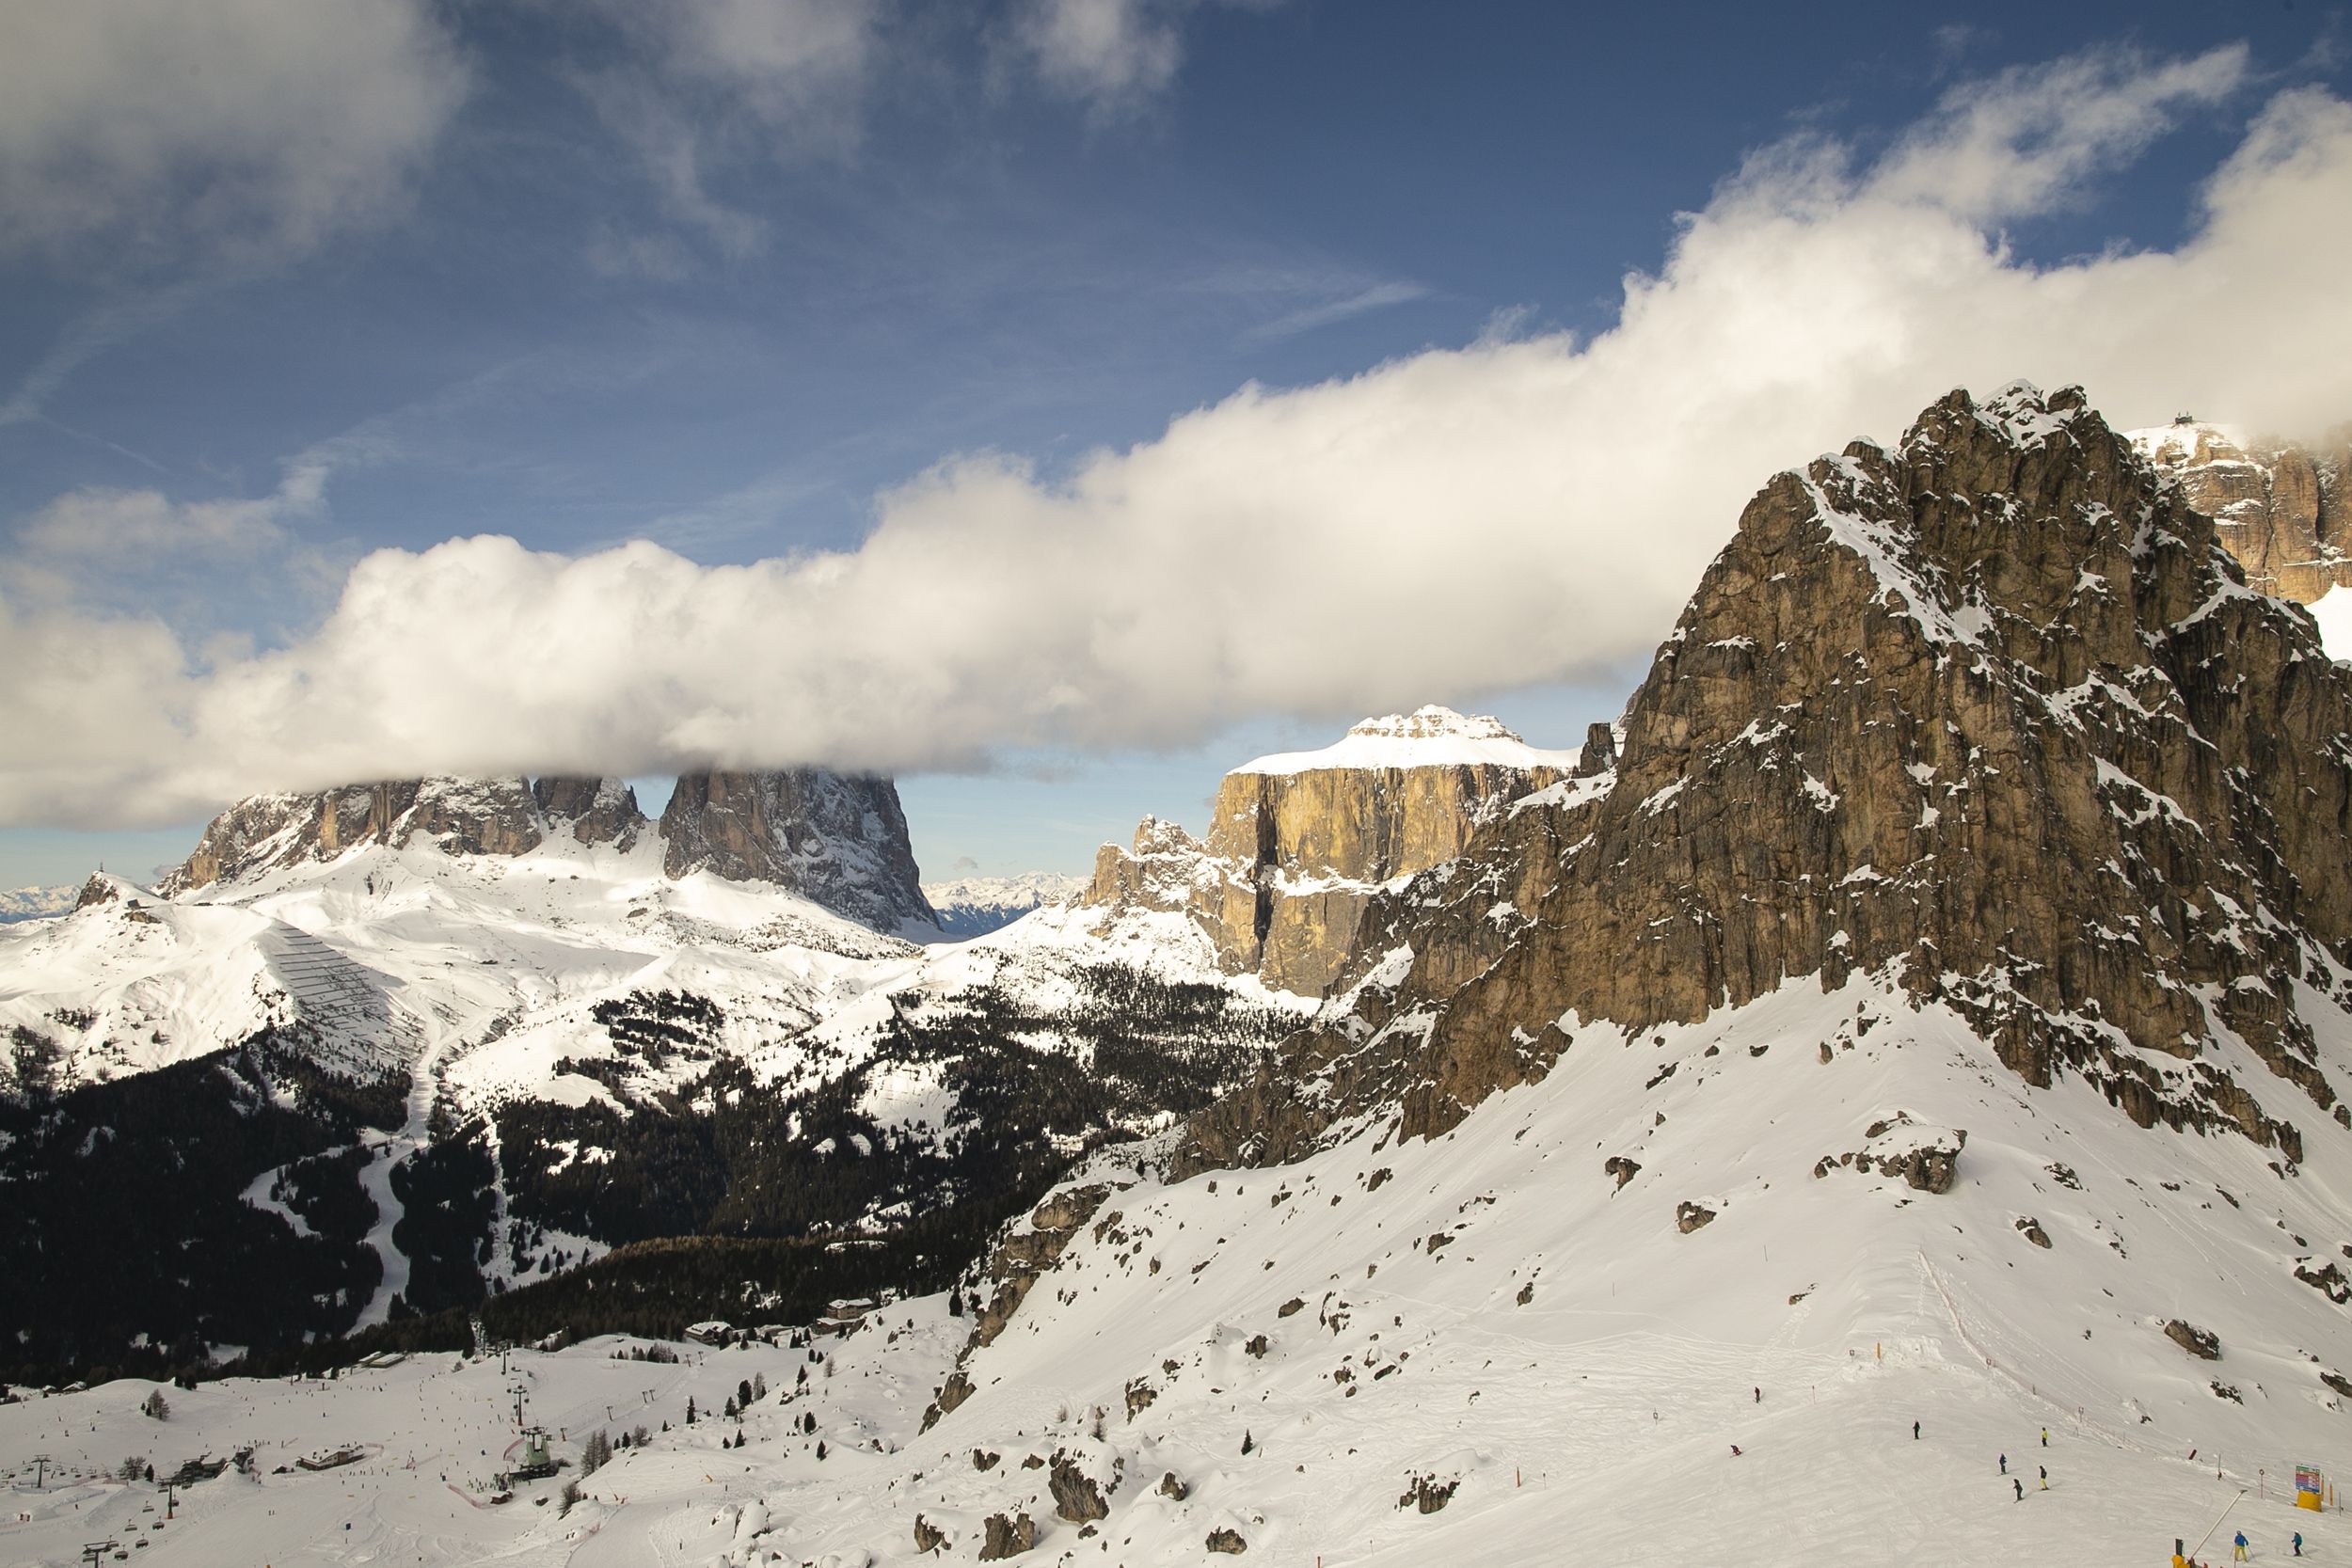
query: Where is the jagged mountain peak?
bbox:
[1184,381,2352,1174]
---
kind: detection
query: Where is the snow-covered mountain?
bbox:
[0,884,72,924]
[921,872,1086,940]
[880,383,2352,1564]
[8,381,2352,1567]
[0,766,1298,1379]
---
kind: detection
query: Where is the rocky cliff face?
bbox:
[159,766,933,936]
[161,781,430,894]
[2129,420,2352,604]
[532,775,646,850]
[1086,709,1578,994]
[160,775,649,894]
[1183,384,2352,1175]
[660,769,938,935]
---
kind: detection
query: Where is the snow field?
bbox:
[10,963,2352,1563]
[750,969,2352,1564]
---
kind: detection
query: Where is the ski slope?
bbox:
[11,969,2352,1564]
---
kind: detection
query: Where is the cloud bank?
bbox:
[0,0,470,266]
[8,45,2352,826]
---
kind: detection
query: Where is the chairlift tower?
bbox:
[31,1453,51,1490]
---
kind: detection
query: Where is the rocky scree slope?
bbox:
[1184,383,2352,1174]
[1086,707,1582,995]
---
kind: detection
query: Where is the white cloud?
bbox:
[3,458,339,630]
[1014,0,1185,107]
[7,46,2352,827]
[0,0,470,266]
[1009,0,1274,113]
[569,0,883,258]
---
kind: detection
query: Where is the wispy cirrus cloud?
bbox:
[1240,280,1431,342]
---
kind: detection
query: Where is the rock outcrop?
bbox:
[1085,708,1580,994]
[158,766,937,939]
[977,1512,1036,1560]
[532,775,646,849]
[2130,420,2352,604]
[660,769,938,935]
[402,777,547,858]
[158,775,660,894]
[1179,384,2352,1176]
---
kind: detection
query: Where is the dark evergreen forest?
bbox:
[2,965,1289,1388]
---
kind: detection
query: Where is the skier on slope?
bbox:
[2039,1465,2048,1491]
[2233,1529,2249,1561]
[1999,1454,2007,1474]
[1913,1420,1920,1440]
[2012,1479,2023,1502]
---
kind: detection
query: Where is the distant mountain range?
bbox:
[0,885,72,924]
[920,872,1086,939]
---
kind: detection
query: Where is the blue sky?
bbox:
[4,0,2350,889]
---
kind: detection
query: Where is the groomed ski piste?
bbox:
[9,965,2352,1565]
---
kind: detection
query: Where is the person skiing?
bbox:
[1999,1454,2008,1474]
[1729,1445,1741,1457]
[2041,1427,2048,1447]
[2013,1478,2024,1502]
[2039,1465,2048,1491]
[1753,1386,1760,1403]
[2233,1529,2249,1560]
[2292,1531,2302,1556]
[1913,1420,1920,1440]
